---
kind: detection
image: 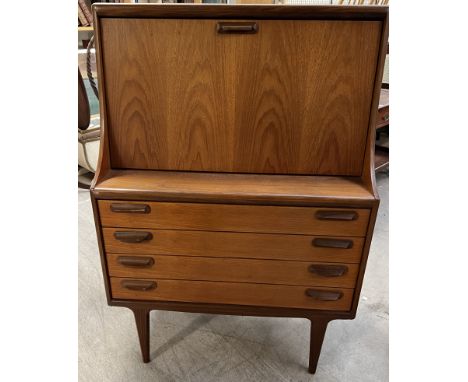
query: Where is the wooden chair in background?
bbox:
[78,67,101,189]
[375,43,389,171]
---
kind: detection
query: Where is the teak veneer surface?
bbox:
[107,254,359,288]
[93,169,375,205]
[101,18,381,175]
[90,4,388,373]
[110,277,354,311]
[103,228,365,263]
[98,200,370,236]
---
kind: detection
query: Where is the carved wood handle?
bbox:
[315,210,358,221]
[217,22,258,34]
[114,231,153,243]
[121,280,157,291]
[117,256,154,267]
[308,264,348,277]
[305,289,343,301]
[312,238,354,249]
[110,203,150,214]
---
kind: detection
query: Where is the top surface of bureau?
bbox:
[97,6,384,176]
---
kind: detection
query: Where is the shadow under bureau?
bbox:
[90,3,388,374]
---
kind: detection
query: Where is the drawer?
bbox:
[103,228,364,263]
[110,277,353,311]
[107,254,359,288]
[98,200,370,236]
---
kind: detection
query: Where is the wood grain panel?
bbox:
[103,228,365,263]
[110,277,353,311]
[107,254,359,288]
[98,200,370,236]
[101,19,381,175]
[93,169,375,206]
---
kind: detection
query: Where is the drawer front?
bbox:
[110,277,353,311]
[98,200,370,236]
[101,19,381,176]
[103,228,364,263]
[107,254,359,288]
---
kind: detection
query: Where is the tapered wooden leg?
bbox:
[308,318,330,374]
[132,308,151,363]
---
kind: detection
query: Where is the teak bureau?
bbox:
[90,3,388,374]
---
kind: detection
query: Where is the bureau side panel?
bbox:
[90,193,112,304]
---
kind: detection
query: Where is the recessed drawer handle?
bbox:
[305,289,343,301]
[217,22,258,34]
[312,238,354,249]
[315,210,358,221]
[110,203,150,214]
[308,264,348,277]
[114,231,153,243]
[121,280,157,291]
[117,256,154,268]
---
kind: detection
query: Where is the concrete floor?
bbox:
[79,171,388,382]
